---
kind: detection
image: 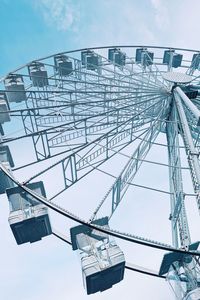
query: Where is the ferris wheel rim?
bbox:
[1,44,200,82]
[1,162,200,259]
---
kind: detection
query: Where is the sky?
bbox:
[1,1,200,300]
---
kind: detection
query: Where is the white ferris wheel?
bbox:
[1,46,200,299]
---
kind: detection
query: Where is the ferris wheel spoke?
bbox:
[3,71,163,113]
[89,102,169,221]
[43,92,167,129]
[20,97,168,184]
[77,52,156,87]
[36,91,164,119]
[37,60,131,88]
[23,96,163,172]
[22,125,150,201]
[4,90,163,112]
[38,55,165,91]
[3,93,165,148]
[2,87,166,132]
[91,49,166,89]
[48,72,162,95]
[13,117,154,173]
[9,69,133,94]
[29,90,164,120]
[1,101,137,140]
[30,88,163,111]
[22,98,166,168]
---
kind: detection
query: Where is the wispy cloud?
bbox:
[35,0,80,32]
[70,0,158,48]
[169,0,200,49]
[151,0,169,30]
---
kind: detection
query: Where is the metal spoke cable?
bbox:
[30,84,164,108]
[44,117,179,200]
[36,92,168,129]
[21,98,166,182]
[32,93,166,122]
[130,131,188,149]
[12,122,149,172]
[81,132,190,170]
[20,80,163,108]
[0,90,168,114]
[22,120,150,183]
[44,95,161,141]
[4,98,166,176]
[89,105,170,221]
[40,57,164,90]
[1,95,166,144]
[124,58,167,89]
[95,52,166,88]
[13,64,163,91]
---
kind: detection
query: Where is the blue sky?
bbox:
[1,1,200,300]
[1,0,200,75]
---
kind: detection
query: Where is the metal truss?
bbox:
[89,98,170,221]
[174,90,200,209]
[166,101,190,248]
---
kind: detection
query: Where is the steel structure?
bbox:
[1,46,200,298]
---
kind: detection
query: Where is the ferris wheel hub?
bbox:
[163,72,193,84]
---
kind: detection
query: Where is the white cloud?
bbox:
[169,0,200,49]
[71,0,158,49]
[36,0,80,32]
[151,0,169,30]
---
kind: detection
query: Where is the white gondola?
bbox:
[0,145,14,194]
[191,53,200,70]
[0,93,10,124]
[159,242,200,300]
[81,50,100,71]
[4,74,26,103]
[28,62,49,87]
[135,48,154,66]
[108,48,126,66]
[70,217,125,294]
[54,54,73,76]
[6,181,52,245]
[0,162,14,194]
[163,49,183,68]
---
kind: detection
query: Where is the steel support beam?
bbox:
[166,101,190,249]
[174,90,200,211]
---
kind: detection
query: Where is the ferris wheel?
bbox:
[1,45,200,299]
